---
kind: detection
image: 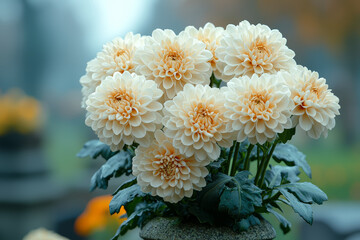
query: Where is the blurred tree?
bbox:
[21,0,48,97]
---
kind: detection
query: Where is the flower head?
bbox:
[224,74,293,145]
[81,32,144,107]
[134,29,212,99]
[181,23,225,79]
[283,66,340,139]
[133,130,208,203]
[163,84,233,162]
[85,72,163,151]
[216,20,296,81]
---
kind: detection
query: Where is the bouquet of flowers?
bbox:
[78,21,340,239]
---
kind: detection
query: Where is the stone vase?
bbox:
[140,217,276,240]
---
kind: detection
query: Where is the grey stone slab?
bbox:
[140,217,276,240]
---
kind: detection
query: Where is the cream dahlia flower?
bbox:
[283,66,340,139]
[163,84,233,162]
[181,23,225,79]
[133,130,208,203]
[85,72,163,151]
[23,228,69,240]
[216,20,296,81]
[224,74,293,145]
[80,32,144,107]
[134,29,212,99]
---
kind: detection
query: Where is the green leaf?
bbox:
[113,176,137,195]
[192,172,262,225]
[272,143,312,178]
[279,188,313,224]
[90,150,133,191]
[198,173,232,213]
[189,173,232,225]
[208,157,226,170]
[77,140,117,160]
[188,206,216,224]
[218,186,241,219]
[233,172,262,217]
[280,182,328,204]
[111,201,166,239]
[278,127,296,144]
[266,206,291,234]
[265,165,300,188]
[233,215,261,232]
[109,184,146,215]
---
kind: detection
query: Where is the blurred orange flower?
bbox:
[74,195,126,236]
[0,89,43,135]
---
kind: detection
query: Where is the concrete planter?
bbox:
[140,217,276,240]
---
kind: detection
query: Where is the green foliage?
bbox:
[78,134,328,238]
[272,143,312,178]
[219,186,241,218]
[266,207,291,234]
[113,176,137,195]
[233,215,261,232]
[90,150,133,191]
[278,189,313,224]
[265,165,301,188]
[232,171,262,217]
[77,140,118,160]
[109,184,146,215]
[188,172,262,231]
[111,201,166,240]
[261,156,327,232]
[278,182,327,205]
[190,172,231,225]
[277,128,296,144]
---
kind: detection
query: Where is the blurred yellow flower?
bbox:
[74,195,126,237]
[0,89,43,135]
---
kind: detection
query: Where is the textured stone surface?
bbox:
[140,217,276,240]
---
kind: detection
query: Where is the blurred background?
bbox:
[0,0,359,239]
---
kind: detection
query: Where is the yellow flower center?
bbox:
[166,51,181,62]
[115,49,126,57]
[190,103,219,131]
[255,44,270,59]
[107,90,138,118]
[311,87,318,94]
[250,93,266,106]
[248,92,270,116]
[154,153,183,180]
[162,155,177,177]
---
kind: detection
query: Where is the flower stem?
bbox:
[254,144,266,184]
[227,141,240,176]
[243,144,254,171]
[256,145,260,170]
[210,73,221,88]
[225,141,235,173]
[257,139,279,188]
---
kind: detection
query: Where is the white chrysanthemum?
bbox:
[224,74,293,145]
[163,84,233,162]
[133,130,209,203]
[134,29,212,99]
[181,23,225,79]
[85,72,163,151]
[282,66,340,139]
[216,20,296,81]
[80,32,144,107]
